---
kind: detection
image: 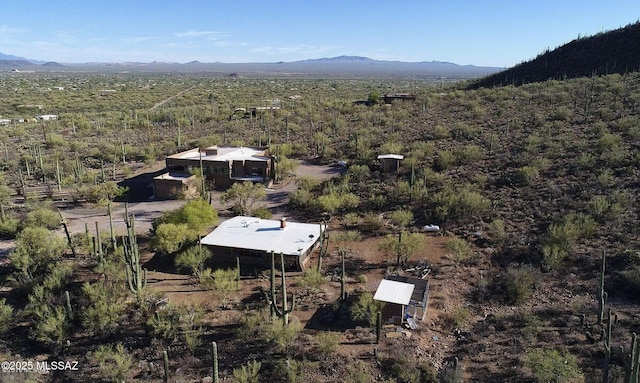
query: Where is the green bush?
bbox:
[504,265,539,304]
[232,360,262,383]
[513,165,539,185]
[0,298,13,332]
[93,343,134,383]
[175,245,211,278]
[154,222,191,254]
[350,292,385,327]
[300,268,327,290]
[525,349,584,383]
[388,209,414,228]
[81,281,126,335]
[445,237,473,263]
[24,207,61,229]
[314,331,340,356]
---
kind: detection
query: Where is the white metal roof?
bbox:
[153,171,195,181]
[200,216,324,256]
[169,146,270,163]
[377,154,404,160]
[373,279,415,305]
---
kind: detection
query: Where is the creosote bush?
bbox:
[525,349,584,383]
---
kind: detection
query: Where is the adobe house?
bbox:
[373,275,430,325]
[383,93,416,104]
[377,154,404,173]
[165,145,274,190]
[200,216,326,271]
[152,171,198,200]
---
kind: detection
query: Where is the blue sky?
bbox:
[1,1,639,67]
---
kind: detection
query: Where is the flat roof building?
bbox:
[200,216,325,270]
[166,146,273,190]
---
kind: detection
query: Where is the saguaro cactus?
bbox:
[123,213,147,295]
[211,341,219,383]
[270,252,295,326]
[630,333,640,383]
[598,250,607,324]
[604,308,612,383]
[163,349,169,383]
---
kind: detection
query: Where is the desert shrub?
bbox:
[539,213,596,271]
[350,292,385,327]
[300,268,327,290]
[154,198,218,236]
[24,207,60,230]
[346,360,371,383]
[618,265,640,299]
[347,164,370,182]
[434,150,455,171]
[31,305,69,349]
[76,181,127,203]
[263,319,303,352]
[9,226,66,284]
[382,350,437,383]
[0,299,13,332]
[525,349,584,383]
[487,219,507,245]
[333,230,362,244]
[451,122,478,140]
[146,307,181,342]
[314,331,340,356]
[445,237,473,263]
[289,189,314,209]
[454,144,484,164]
[154,223,191,254]
[200,268,239,296]
[452,307,470,329]
[81,281,127,335]
[175,245,211,278]
[379,231,425,265]
[361,212,384,233]
[504,265,539,304]
[183,326,204,354]
[513,165,539,185]
[93,343,134,383]
[315,192,360,214]
[251,205,272,219]
[0,216,19,238]
[232,360,262,383]
[432,186,490,222]
[222,181,267,216]
[388,209,414,228]
[432,125,450,139]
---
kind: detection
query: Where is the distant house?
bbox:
[374,275,430,325]
[35,114,58,121]
[200,216,325,271]
[152,171,198,200]
[165,145,274,190]
[0,119,11,126]
[377,154,404,173]
[383,93,416,103]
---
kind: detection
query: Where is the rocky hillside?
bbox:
[470,21,640,88]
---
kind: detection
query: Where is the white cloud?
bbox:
[123,36,159,44]
[175,30,230,40]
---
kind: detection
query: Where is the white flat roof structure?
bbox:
[373,279,415,306]
[153,171,195,181]
[200,216,324,256]
[168,146,270,163]
[377,154,404,160]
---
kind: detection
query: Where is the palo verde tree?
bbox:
[221,181,267,216]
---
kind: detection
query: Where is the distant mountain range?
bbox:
[470,21,640,88]
[0,52,501,78]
